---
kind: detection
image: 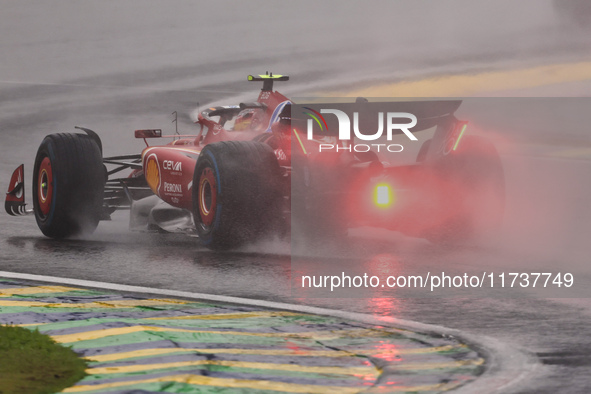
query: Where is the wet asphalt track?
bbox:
[1,1,591,392]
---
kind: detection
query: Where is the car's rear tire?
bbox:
[32,133,105,238]
[424,135,505,244]
[192,141,283,250]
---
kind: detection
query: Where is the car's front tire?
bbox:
[32,133,105,238]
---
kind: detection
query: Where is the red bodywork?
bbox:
[138,87,292,210]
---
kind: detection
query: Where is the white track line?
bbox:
[0,270,538,393]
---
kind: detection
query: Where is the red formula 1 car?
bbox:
[5,74,504,250]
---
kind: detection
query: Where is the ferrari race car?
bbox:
[5,74,504,250]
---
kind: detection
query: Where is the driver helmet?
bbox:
[233,108,259,131]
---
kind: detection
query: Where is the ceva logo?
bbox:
[163,160,182,172]
[303,107,418,153]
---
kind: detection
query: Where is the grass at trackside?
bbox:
[0,325,87,394]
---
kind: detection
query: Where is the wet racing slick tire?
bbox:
[192,141,283,250]
[32,133,105,238]
[425,135,505,244]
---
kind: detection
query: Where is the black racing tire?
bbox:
[192,140,283,250]
[424,135,505,244]
[32,133,105,238]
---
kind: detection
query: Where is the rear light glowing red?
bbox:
[375,184,393,207]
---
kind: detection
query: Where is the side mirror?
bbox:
[135,129,162,138]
